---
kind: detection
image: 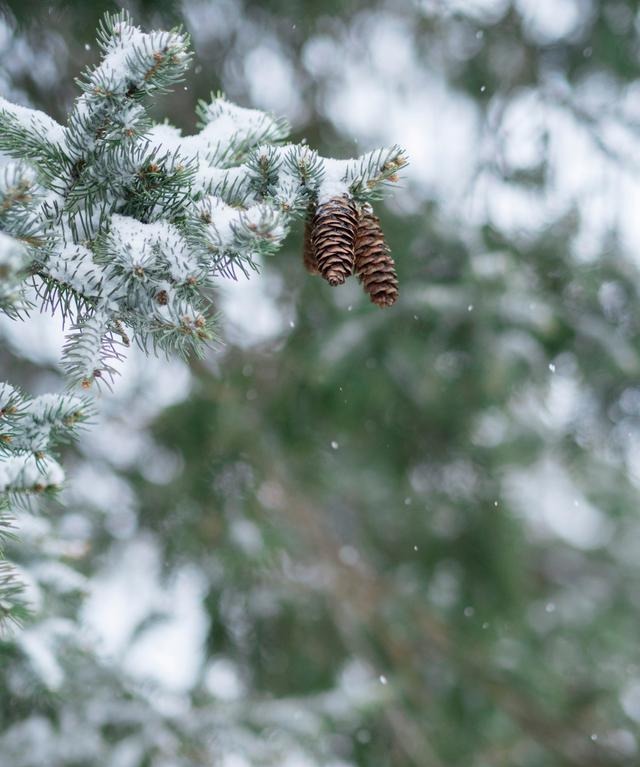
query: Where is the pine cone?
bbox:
[302,209,319,275]
[354,206,399,307]
[311,195,358,286]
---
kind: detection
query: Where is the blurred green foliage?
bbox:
[3,1,640,766]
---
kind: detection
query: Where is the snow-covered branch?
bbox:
[0,9,405,622]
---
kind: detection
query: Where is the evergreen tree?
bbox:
[2,2,640,766]
[0,10,404,622]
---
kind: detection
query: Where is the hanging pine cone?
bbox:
[311,195,358,286]
[302,209,319,275]
[354,206,399,307]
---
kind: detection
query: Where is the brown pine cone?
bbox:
[302,209,319,275]
[354,206,398,307]
[311,195,358,286]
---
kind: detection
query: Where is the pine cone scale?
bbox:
[354,207,399,307]
[303,214,319,275]
[311,195,358,286]
[303,197,399,306]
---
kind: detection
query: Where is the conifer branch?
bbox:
[0,10,405,623]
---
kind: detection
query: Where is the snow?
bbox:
[505,458,614,550]
[109,214,161,268]
[317,157,349,202]
[64,313,110,380]
[27,393,83,423]
[0,17,410,754]
[64,20,188,158]
[147,122,209,163]
[244,203,286,242]
[200,196,242,245]
[200,97,288,145]
[96,24,148,93]
[19,628,65,690]
[515,0,584,44]
[146,99,286,175]
[91,22,188,96]
[0,96,67,149]
[108,215,199,285]
[0,454,65,492]
[0,382,20,411]
[205,658,244,701]
[0,230,27,271]
[220,266,290,347]
[195,165,251,197]
[30,561,88,594]
[82,538,208,692]
[46,244,102,297]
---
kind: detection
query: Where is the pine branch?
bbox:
[0,10,404,629]
[0,513,28,630]
[196,93,290,165]
[0,11,404,387]
[0,99,69,184]
[62,313,124,390]
[0,231,32,319]
[344,145,409,200]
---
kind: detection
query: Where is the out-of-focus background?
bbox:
[2,1,640,765]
